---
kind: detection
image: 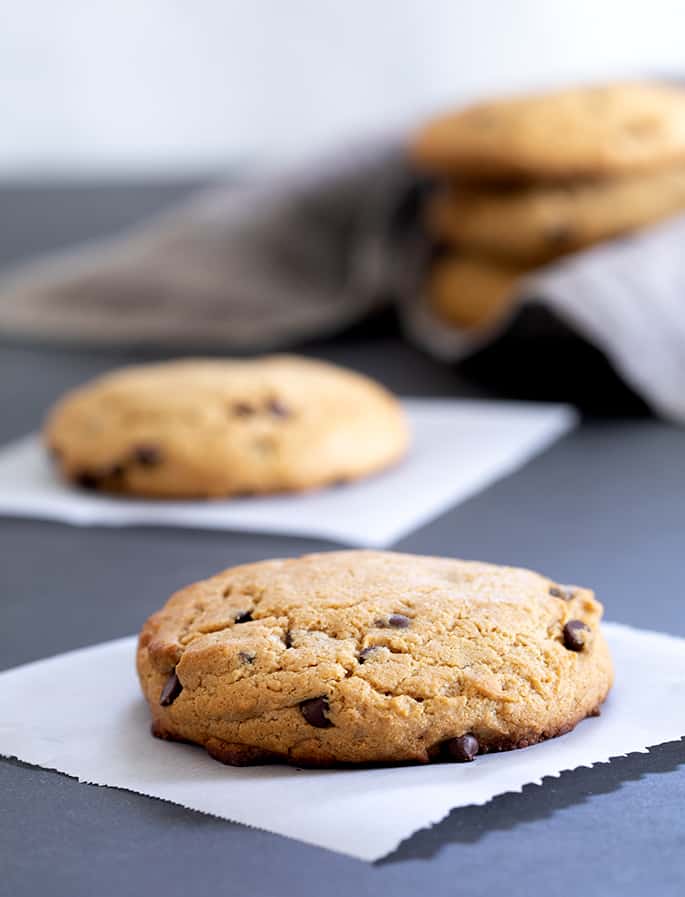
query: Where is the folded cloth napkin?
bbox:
[1,141,685,421]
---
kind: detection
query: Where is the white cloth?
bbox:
[406,217,685,422]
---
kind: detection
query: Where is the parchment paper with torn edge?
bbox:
[0,622,683,861]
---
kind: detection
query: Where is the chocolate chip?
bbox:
[105,462,125,479]
[134,444,162,466]
[388,613,411,628]
[544,223,575,248]
[266,399,290,418]
[74,471,100,490]
[159,670,183,706]
[232,401,255,417]
[445,733,479,762]
[238,651,255,664]
[375,614,411,629]
[234,611,253,624]
[284,631,293,648]
[549,585,575,601]
[359,646,381,663]
[563,619,590,651]
[299,696,333,728]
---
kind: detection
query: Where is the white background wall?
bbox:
[1,0,684,175]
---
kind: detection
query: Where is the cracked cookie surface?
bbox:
[137,550,613,766]
[44,356,408,498]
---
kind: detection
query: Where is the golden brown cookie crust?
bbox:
[411,82,685,182]
[427,256,524,329]
[137,550,613,767]
[426,165,685,264]
[44,356,409,498]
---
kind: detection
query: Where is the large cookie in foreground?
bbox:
[44,356,409,498]
[410,82,685,182]
[137,550,613,767]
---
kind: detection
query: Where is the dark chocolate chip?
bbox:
[134,444,162,466]
[76,461,125,488]
[299,696,333,728]
[359,646,381,663]
[374,614,411,629]
[544,223,575,248]
[266,399,290,418]
[284,631,293,648]
[445,733,479,762]
[563,619,590,651]
[238,651,255,665]
[75,471,100,490]
[159,670,183,706]
[232,401,256,417]
[234,611,253,624]
[549,585,575,601]
[387,614,411,629]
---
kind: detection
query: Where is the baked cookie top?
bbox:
[137,550,613,766]
[426,164,685,264]
[411,82,685,181]
[44,356,408,498]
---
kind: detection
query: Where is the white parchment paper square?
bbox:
[0,623,683,861]
[0,399,575,546]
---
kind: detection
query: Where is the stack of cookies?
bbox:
[410,82,685,329]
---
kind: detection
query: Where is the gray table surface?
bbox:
[1,181,684,897]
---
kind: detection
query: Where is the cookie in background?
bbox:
[44,356,409,499]
[410,81,685,329]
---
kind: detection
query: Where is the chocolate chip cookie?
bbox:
[137,550,613,766]
[44,357,409,498]
[426,164,685,264]
[411,82,685,182]
[427,255,524,329]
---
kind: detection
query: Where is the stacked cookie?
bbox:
[410,82,685,329]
